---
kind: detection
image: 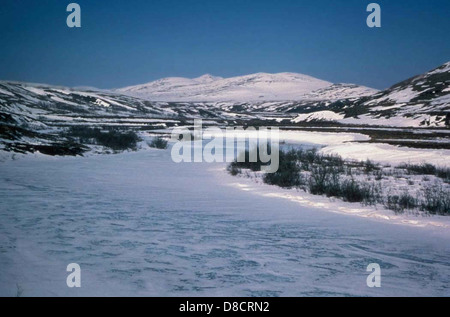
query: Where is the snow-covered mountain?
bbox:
[302,83,378,101]
[116,72,376,102]
[331,61,450,127]
[0,82,185,154]
[1,63,449,156]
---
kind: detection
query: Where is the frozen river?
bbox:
[0,149,449,296]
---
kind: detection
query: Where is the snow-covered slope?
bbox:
[292,110,344,123]
[336,62,450,127]
[289,62,450,126]
[303,83,378,101]
[0,81,183,129]
[0,81,186,154]
[117,72,366,102]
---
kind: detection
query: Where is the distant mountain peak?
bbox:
[193,74,223,83]
[116,72,376,102]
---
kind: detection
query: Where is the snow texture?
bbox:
[0,147,449,297]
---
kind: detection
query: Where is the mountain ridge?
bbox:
[0,62,449,156]
[327,61,450,127]
[116,72,377,102]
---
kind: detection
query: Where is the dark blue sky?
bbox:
[1,0,449,89]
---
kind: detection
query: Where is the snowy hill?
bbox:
[281,62,450,126]
[302,83,378,101]
[1,63,449,156]
[0,81,185,154]
[334,61,450,127]
[116,72,376,102]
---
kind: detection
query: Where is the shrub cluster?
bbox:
[67,126,140,151]
[228,148,450,215]
[148,136,169,149]
[263,151,302,188]
[228,145,272,172]
[402,163,450,182]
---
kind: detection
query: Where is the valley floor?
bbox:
[0,148,449,296]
